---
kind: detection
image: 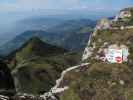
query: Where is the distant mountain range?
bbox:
[15,16,67,31]
[0,19,95,56]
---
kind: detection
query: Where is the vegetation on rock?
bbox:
[59,7,133,100]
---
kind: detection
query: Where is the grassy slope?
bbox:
[7,37,82,94]
[60,63,133,100]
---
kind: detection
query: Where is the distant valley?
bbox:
[0,10,114,45]
[0,18,96,56]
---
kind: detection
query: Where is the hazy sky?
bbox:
[0,0,133,12]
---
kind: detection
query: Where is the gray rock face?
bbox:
[82,34,93,61]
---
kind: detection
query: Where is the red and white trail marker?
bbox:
[106,49,123,63]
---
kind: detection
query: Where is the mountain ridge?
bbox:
[6,36,82,94]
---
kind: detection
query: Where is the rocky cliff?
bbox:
[59,7,133,100]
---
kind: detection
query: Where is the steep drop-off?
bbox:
[59,7,133,100]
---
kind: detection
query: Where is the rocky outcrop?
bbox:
[82,7,133,62]
[96,18,111,30]
[59,7,133,100]
[82,18,111,61]
[114,7,133,22]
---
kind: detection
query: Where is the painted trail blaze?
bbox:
[106,48,128,63]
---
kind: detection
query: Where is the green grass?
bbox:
[9,51,81,94]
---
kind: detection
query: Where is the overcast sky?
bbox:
[0,0,133,12]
